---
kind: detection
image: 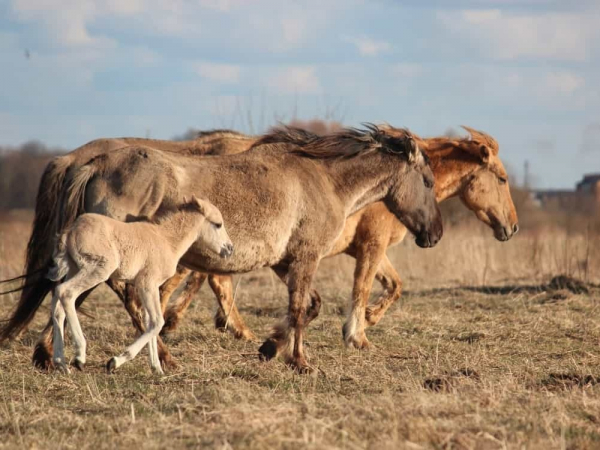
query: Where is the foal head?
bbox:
[182,195,234,258]
[375,126,443,248]
[457,126,519,241]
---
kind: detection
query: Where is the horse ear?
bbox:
[182,195,188,204]
[480,144,491,164]
[407,138,418,163]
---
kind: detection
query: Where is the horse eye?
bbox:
[498,176,507,185]
[214,222,222,229]
[424,177,433,189]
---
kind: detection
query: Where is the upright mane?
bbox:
[253,124,417,160]
[378,124,499,165]
[195,129,248,140]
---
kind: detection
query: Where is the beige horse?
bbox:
[47,196,232,374]
[158,125,519,350]
[1,126,443,372]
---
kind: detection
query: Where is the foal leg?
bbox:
[33,288,95,370]
[57,267,111,370]
[51,293,68,373]
[161,270,207,335]
[107,279,176,369]
[342,239,387,349]
[108,282,164,374]
[209,275,255,341]
[365,254,403,327]
[259,259,318,373]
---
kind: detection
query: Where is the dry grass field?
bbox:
[1,211,600,449]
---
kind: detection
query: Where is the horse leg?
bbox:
[259,258,318,373]
[271,265,322,326]
[33,287,95,370]
[160,266,194,334]
[108,281,164,374]
[365,254,403,327]
[342,238,387,349]
[209,275,255,341]
[161,270,207,335]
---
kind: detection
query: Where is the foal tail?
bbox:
[46,234,70,282]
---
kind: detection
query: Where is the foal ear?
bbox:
[191,195,207,215]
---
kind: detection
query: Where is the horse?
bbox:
[47,195,232,374]
[156,125,519,349]
[1,125,443,372]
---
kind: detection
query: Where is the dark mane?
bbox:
[195,129,246,139]
[250,126,319,148]
[253,124,416,161]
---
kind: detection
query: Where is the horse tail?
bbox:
[0,157,99,342]
[46,233,70,282]
[0,155,73,342]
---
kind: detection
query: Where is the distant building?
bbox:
[534,173,600,212]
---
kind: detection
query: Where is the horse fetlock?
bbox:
[365,306,383,326]
[160,311,180,335]
[32,343,53,370]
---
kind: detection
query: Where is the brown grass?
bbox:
[1,211,600,449]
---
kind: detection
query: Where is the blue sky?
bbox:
[0,0,599,188]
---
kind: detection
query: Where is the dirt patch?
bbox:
[541,372,599,390]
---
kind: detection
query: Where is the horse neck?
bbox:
[153,210,203,257]
[324,152,401,216]
[425,142,480,202]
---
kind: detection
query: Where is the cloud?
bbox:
[580,123,600,154]
[531,138,556,154]
[437,8,599,61]
[540,71,585,95]
[194,61,241,84]
[392,63,424,78]
[268,66,321,94]
[342,35,392,56]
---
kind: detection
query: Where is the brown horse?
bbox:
[0,126,443,372]
[157,125,518,349]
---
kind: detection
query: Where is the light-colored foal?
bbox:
[47,195,233,374]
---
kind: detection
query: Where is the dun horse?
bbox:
[47,196,232,374]
[156,125,519,350]
[0,126,443,372]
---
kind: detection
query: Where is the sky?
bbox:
[0,0,599,189]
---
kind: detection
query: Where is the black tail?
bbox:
[0,156,70,342]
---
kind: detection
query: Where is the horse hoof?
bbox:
[159,355,178,370]
[258,339,278,361]
[32,344,53,371]
[106,358,117,374]
[160,314,178,336]
[55,363,70,374]
[72,359,85,371]
[287,359,313,374]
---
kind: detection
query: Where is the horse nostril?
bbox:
[513,224,519,234]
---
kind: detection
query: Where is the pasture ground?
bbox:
[1,211,600,449]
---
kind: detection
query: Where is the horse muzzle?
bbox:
[494,223,519,242]
[219,243,234,258]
